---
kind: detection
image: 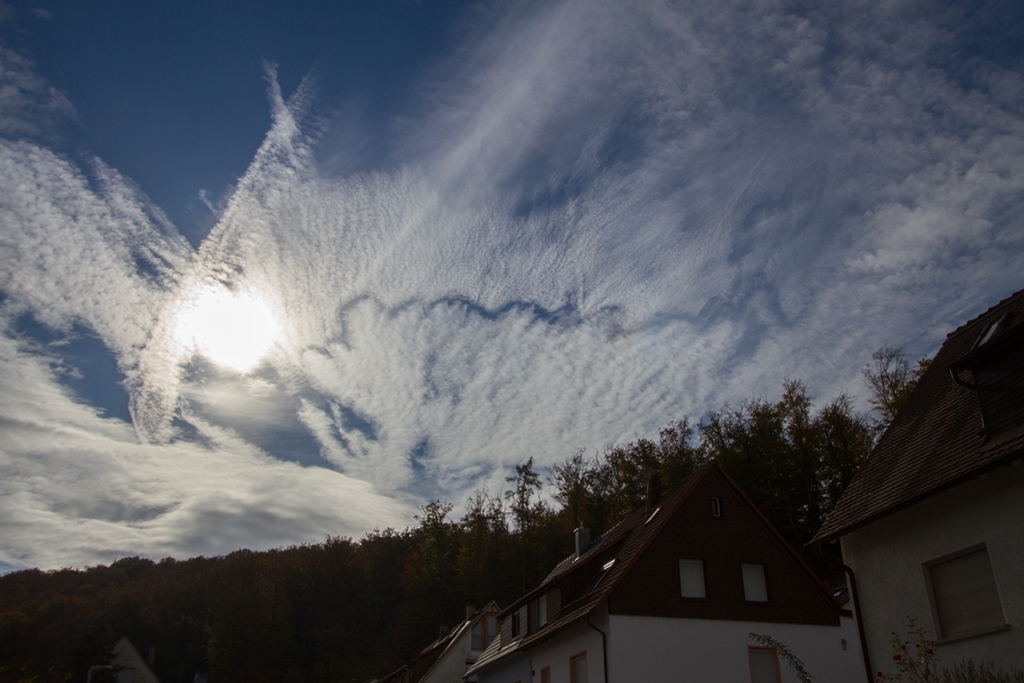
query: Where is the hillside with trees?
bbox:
[0,349,927,683]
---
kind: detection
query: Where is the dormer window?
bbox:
[711,497,722,517]
[511,611,521,637]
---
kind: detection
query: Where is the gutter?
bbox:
[843,564,873,683]
[586,615,609,683]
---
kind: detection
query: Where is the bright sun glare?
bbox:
[174,285,282,373]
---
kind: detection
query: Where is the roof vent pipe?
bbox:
[575,526,590,558]
[465,599,477,621]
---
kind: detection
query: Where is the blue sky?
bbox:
[1,0,1023,571]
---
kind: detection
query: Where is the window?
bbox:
[472,612,498,650]
[742,563,768,602]
[711,497,722,517]
[540,667,551,683]
[926,545,1006,640]
[570,652,588,683]
[538,595,547,626]
[511,611,521,638]
[748,647,781,683]
[679,559,706,599]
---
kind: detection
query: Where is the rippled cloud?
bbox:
[2,0,1023,569]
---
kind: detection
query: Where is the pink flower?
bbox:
[894,654,902,661]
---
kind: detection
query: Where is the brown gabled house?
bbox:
[814,288,1024,675]
[467,461,862,683]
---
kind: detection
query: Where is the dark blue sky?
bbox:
[10,0,470,242]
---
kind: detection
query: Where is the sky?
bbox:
[1,0,1023,572]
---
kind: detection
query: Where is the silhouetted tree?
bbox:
[863,346,931,436]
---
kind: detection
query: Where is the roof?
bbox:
[112,636,161,683]
[418,599,499,682]
[470,462,730,676]
[814,288,1024,543]
[470,460,846,677]
[378,600,499,683]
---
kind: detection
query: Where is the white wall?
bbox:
[474,649,532,683]
[841,463,1024,675]
[423,626,472,683]
[529,611,608,683]
[607,614,863,683]
[112,637,161,683]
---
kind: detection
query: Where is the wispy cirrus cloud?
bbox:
[1,0,1023,569]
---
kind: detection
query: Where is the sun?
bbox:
[174,285,282,373]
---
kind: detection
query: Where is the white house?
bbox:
[467,461,862,683]
[814,289,1024,675]
[107,636,161,683]
[380,600,501,683]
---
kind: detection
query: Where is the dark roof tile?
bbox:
[814,288,1024,543]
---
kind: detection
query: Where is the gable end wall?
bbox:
[609,467,839,625]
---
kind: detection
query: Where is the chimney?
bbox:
[645,470,662,512]
[147,646,156,666]
[465,599,477,622]
[575,526,590,558]
[439,624,448,639]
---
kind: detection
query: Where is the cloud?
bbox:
[0,323,412,570]
[0,45,75,141]
[2,0,1024,568]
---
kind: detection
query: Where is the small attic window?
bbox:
[711,497,722,518]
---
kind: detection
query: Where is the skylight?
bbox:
[644,507,661,525]
[976,314,1006,348]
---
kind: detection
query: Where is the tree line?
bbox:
[0,348,927,683]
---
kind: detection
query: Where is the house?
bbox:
[466,461,862,683]
[106,636,161,683]
[379,600,501,683]
[813,289,1024,674]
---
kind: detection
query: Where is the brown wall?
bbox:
[609,467,840,626]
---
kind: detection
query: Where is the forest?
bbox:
[0,349,927,683]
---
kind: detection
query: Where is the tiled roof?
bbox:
[418,600,500,682]
[380,601,500,683]
[467,463,713,676]
[813,288,1024,543]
